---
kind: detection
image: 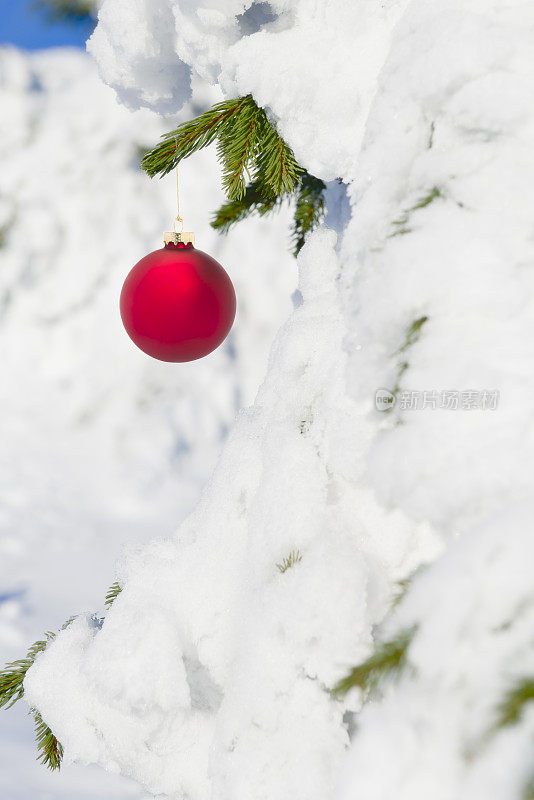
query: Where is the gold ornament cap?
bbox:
[164,231,195,246]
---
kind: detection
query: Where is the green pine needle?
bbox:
[494,678,534,729]
[141,95,304,201]
[217,100,263,200]
[33,709,64,770]
[490,678,534,800]
[292,173,326,255]
[334,628,415,695]
[276,550,302,573]
[1,637,63,771]
[411,186,442,211]
[253,115,304,199]
[395,315,429,356]
[211,180,282,233]
[141,94,328,253]
[0,617,76,771]
[211,171,326,256]
[0,633,54,710]
[387,315,429,404]
[389,187,443,237]
[105,581,122,608]
[141,96,257,181]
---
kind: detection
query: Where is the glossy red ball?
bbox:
[120,243,236,362]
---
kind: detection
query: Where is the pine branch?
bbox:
[211,180,282,233]
[394,315,429,356]
[411,186,442,210]
[0,633,54,710]
[334,628,415,696]
[33,709,64,770]
[0,589,124,774]
[291,173,326,255]
[386,315,429,405]
[0,617,76,771]
[142,95,327,254]
[141,96,253,179]
[389,186,443,238]
[211,171,325,256]
[31,0,95,22]
[494,678,534,729]
[523,777,534,800]
[141,95,303,200]
[276,550,302,574]
[253,114,303,198]
[1,644,63,771]
[105,581,122,608]
[472,676,534,779]
[217,100,263,200]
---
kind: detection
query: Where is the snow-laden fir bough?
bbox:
[141,94,326,255]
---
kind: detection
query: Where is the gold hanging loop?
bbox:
[174,145,184,232]
[163,139,195,246]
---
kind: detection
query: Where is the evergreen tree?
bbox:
[31,0,95,24]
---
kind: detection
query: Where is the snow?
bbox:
[337,504,534,800]
[0,44,294,798]
[89,0,193,114]
[9,0,534,799]
[23,226,439,800]
[87,1,410,179]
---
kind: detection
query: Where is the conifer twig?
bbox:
[291,173,326,255]
[211,170,326,256]
[0,633,54,710]
[0,579,123,774]
[141,95,303,201]
[334,628,415,696]
[105,581,122,608]
[494,678,534,729]
[217,100,263,200]
[142,95,327,253]
[211,180,282,233]
[33,709,64,770]
[141,96,255,181]
[276,550,302,573]
[0,619,76,771]
[253,113,303,199]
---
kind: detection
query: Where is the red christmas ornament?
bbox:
[120,233,236,362]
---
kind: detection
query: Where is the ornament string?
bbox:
[173,137,184,234]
